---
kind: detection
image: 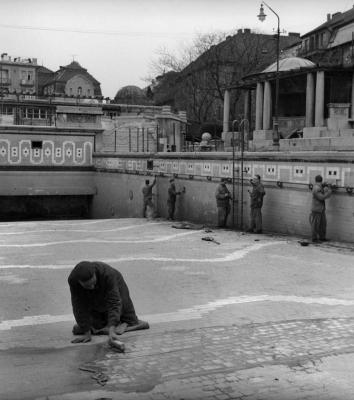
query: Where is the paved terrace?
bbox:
[1,218,354,399]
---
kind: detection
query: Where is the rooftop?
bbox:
[262,57,316,73]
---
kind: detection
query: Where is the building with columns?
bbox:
[221,5,354,152]
[229,56,354,151]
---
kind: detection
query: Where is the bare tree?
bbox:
[149,31,227,76]
[150,29,298,136]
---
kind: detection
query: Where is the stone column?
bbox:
[255,83,263,130]
[223,90,230,133]
[351,72,354,119]
[305,72,315,127]
[315,71,325,127]
[243,90,250,122]
[263,81,272,130]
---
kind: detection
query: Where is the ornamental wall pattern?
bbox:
[0,139,93,166]
[93,156,354,188]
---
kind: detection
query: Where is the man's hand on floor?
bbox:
[115,322,128,335]
[71,331,92,343]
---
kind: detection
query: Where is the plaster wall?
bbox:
[92,169,354,242]
[92,172,217,224]
[92,152,354,243]
[0,170,95,196]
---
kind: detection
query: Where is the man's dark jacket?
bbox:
[250,183,265,209]
[68,261,138,332]
[215,184,231,208]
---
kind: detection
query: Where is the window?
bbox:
[77,86,82,95]
[4,107,13,115]
[27,108,34,118]
[40,109,47,119]
[304,38,309,52]
[310,36,315,51]
[21,70,33,81]
[87,89,91,96]
[23,107,46,119]
[320,33,325,47]
[1,69,9,83]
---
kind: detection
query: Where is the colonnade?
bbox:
[254,70,326,131]
[222,69,354,134]
[222,70,329,133]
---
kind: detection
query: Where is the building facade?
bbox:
[296,6,354,67]
[41,61,102,98]
[0,53,38,95]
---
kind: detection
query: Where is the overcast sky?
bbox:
[1,0,353,97]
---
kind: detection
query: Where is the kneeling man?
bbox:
[68,261,149,344]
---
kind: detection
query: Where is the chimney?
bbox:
[327,13,331,21]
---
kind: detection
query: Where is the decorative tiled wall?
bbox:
[0,139,93,166]
[93,153,354,242]
[93,155,354,188]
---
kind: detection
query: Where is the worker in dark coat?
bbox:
[68,261,149,343]
[215,178,231,227]
[142,176,156,218]
[310,175,332,242]
[247,175,266,233]
[167,178,182,220]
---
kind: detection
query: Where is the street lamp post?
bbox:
[258,2,280,147]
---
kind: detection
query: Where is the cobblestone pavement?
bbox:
[35,317,354,400]
[1,218,354,400]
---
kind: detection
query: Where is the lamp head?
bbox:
[258,4,267,22]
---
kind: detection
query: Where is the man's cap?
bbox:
[72,261,95,282]
[169,178,175,183]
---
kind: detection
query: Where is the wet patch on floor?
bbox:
[0,343,107,400]
[84,318,354,394]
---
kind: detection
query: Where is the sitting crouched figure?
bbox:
[68,261,149,344]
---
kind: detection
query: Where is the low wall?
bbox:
[0,195,91,220]
[92,151,354,243]
[0,125,97,219]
